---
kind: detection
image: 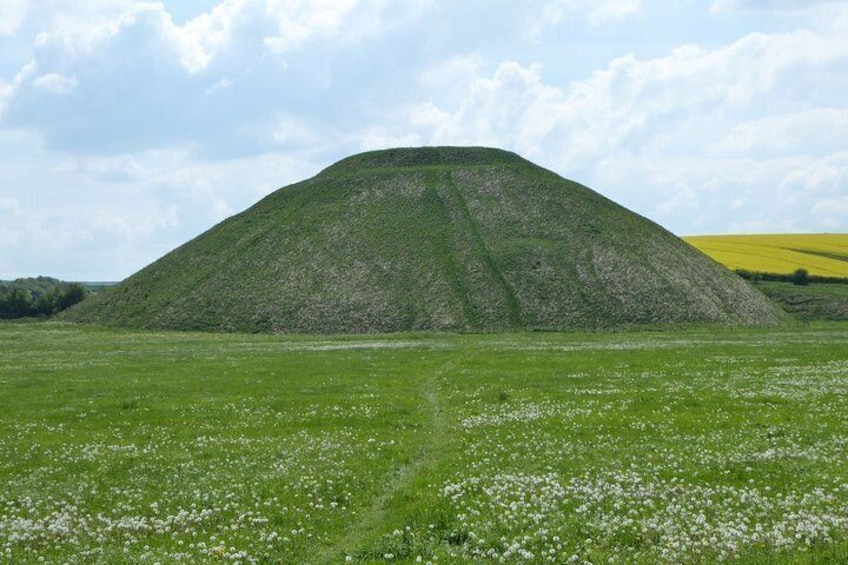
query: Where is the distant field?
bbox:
[3,323,848,564]
[683,234,848,278]
[757,281,848,321]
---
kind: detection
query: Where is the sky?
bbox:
[1,0,847,281]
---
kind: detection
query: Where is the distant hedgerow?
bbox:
[0,278,88,319]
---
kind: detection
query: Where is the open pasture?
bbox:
[683,234,848,278]
[2,323,848,564]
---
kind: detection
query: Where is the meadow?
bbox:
[2,322,848,564]
[683,234,848,278]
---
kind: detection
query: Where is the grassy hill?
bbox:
[683,233,848,278]
[64,146,786,333]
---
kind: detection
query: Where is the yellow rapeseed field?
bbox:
[683,233,848,278]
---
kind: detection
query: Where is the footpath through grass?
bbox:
[2,323,848,564]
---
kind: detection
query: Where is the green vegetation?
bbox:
[793,268,810,287]
[0,277,87,319]
[2,322,848,563]
[754,281,848,321]
[733,270,848,285]
[64,146,784,333]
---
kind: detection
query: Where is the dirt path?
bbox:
[305,362,450,564]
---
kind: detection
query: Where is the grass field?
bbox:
[2,323,848,564]
[755,282,848,322]
[683,234,848,278]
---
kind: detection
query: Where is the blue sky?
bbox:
[1,0,846,280]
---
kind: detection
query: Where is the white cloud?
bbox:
[263,0,359,54]
[262,0,431,57]
[713,108,848,156]
[0,137,323,279]
[0,0,28,36]
[404,59,571,162]
[176,0,252,72]
[0,60,37,117]
[0,3,272,154]
[778,152,848,196]
[417,55,485,97]
[0,198,23,216]
[711,0,840,15]
[69,154,146,183]
[122,3,220,73]
[710,0,848,34]
[586,0,642,26]
[409,101,450,128]
[0,0,437,157]
[527,0,642,36]
[32,72,78,93]
[88,203,180,239]
[358,129,422,152]
[812,196,848,230]
[2,0,352,76]
[656,182,699,218]
[271,115,320,148]
[24,1,252,74]
[29,1,135,54]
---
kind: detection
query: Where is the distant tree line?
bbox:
[735,269,848,286]
[0,277,88,319]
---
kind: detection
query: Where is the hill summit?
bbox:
[66,146,785,332]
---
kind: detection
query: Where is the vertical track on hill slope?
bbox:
[424,173,479,326]
[305,357,453,564]
[443,172,523,327]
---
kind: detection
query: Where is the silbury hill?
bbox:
[65,147,786,333]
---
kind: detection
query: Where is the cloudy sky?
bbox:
[1,0,847,281]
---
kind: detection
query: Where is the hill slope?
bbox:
[65,147,785,333]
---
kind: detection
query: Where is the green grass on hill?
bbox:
[63,147,784,333]
[754,281,848,321]
[2,322,848,564]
